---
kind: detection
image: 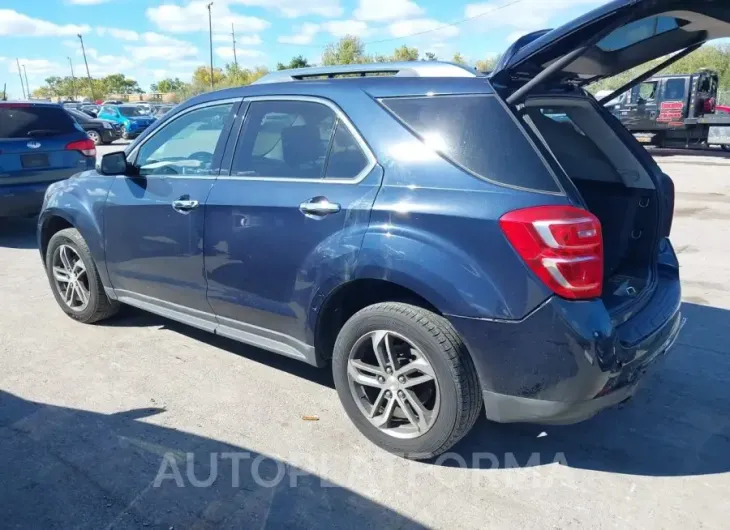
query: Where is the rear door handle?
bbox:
[299,197,341,219]
[172,198,199,214]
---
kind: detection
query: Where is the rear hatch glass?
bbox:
[0,104,86,179]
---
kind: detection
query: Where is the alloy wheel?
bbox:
[347,330,440,439]
[52,244,90,312]
[87,130,101,145]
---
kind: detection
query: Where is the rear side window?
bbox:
[325,121,369,179]
[664,79,686,101]
[0,105,79,139]
[381,95,560,192]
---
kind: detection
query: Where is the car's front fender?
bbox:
[38,173,115,288]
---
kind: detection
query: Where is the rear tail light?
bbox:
[499,205,603,300]
[65,138,96,157]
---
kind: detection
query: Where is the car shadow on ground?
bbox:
[110,302,730,478]
[0,389,425,529]
[0,217,38,249]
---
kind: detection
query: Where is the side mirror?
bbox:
[97,151,129,176]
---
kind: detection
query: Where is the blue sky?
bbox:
[1,0,610,96]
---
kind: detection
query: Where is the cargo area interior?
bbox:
[522,97,659,309]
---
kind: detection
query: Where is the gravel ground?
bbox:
[0,149,728,529]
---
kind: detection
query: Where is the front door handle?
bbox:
[172,198,199,214]
[299,196,341,219]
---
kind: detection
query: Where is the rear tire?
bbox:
[45,228,119,324]
[332,302,482,460]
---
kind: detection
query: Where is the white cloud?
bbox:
[215,47,264,60]
[322,20,370,38]
[213,33,263,45]
[388,19,459,39]
[124,33,199,62]
[146,2,269,34]
[355,0,423,22]
[9,59,61,76]
[230,0,342,18]
[464,0,603,36]
[278,23,320,45]
[0,9,90,37]
[96,27,140,41]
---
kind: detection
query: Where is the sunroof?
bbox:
[597,16,688,52]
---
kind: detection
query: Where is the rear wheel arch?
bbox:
[313,278,443,362]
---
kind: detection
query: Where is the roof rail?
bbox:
[253,61,481,84]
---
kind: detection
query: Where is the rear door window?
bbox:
[231,100,337,179]
[380,94,560,192]
[0,105,79,138]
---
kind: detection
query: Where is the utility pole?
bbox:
[77,33,95,101]
[231,22,238,70]
[22,65,30,99]
[16,58,26,99]
[207,2,214,89]
[68,57,77,100]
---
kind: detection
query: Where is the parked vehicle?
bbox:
[96,104,156,139]
[40,0,730,458]
[80,104,100,118]
[101,100,124,105]
[65,108,122,145]
[1,101,95,218]
[603,69,730,148]
[153,104,175,119]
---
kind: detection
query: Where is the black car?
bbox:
[80,104,99,118]
[66,108,121,145]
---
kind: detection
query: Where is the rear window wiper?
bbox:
[27,129,61,137]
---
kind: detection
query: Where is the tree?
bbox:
[192,66,227,89]
[423,52,438,61]
[103,73,143,95]
[451,52,467,65]
[276,55,311,70]
[391,45,419,62]
[322,36,368,65]
[224,64,269,86]
[150,77,186,93]
[475,56,500,73]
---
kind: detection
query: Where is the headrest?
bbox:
[281,125,325,167]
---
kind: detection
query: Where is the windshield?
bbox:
[67,109,89,122]
[119,106,144,117]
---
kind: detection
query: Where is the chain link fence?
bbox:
[718,90,730,106]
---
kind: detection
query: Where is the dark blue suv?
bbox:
[1,101,96,218]
[39,0,727,458]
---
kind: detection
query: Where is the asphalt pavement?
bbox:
[0,148,728,529]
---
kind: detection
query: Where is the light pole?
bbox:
[232,22,238,71]
[207,2,214,89]
[16,58,26,99]
[68,57,77,100]
[23,65,30,98]
[77,33,95,101]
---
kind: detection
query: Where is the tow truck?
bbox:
[602,68,730,150]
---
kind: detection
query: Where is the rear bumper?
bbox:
[480,312,684,424]
[0,183,53,217]
[448,264,683,425]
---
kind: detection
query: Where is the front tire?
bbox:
[332,302,482,460]
[45,228,119,324]
[87,130,102,145]
[121,125,128,139]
